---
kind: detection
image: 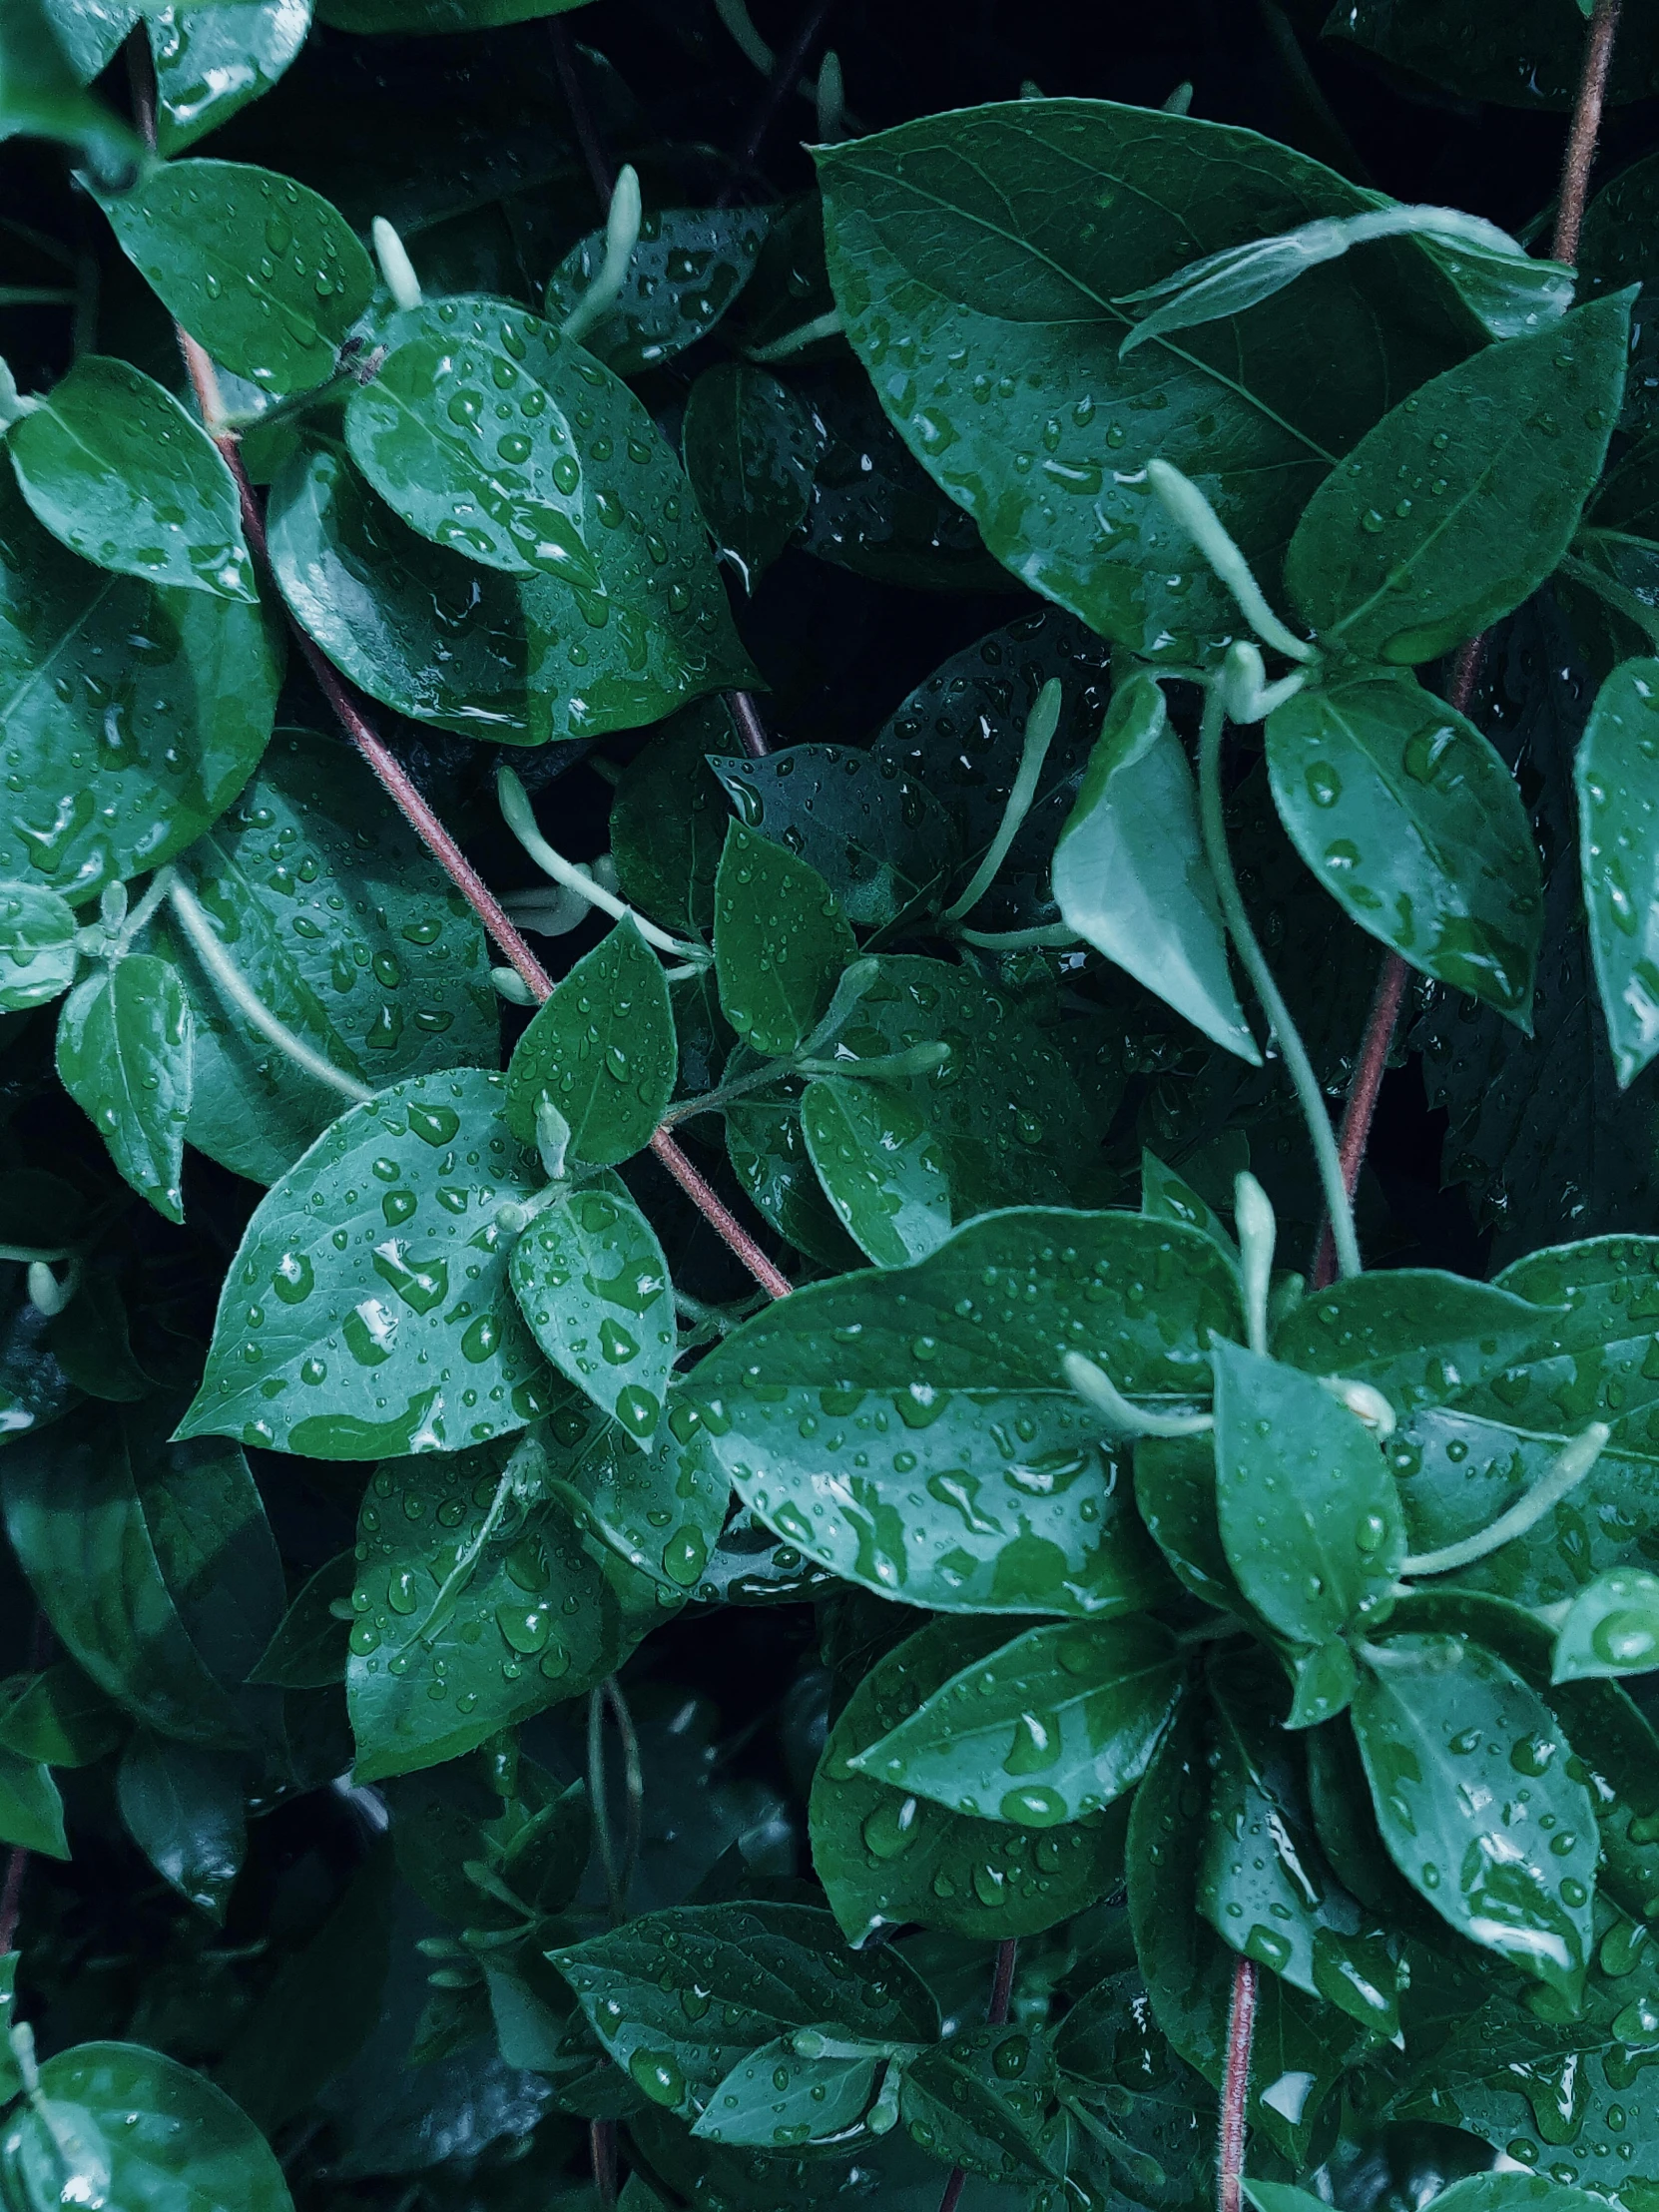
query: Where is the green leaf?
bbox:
[818,100,1479,657]
[551,1902,938,2123]
[610,697,743,936]
[724,1092,860,1271]
[248,1549,352,1688]
[345,1431,661,1780]
[179,1069,555,1459]
[801,1074,953,1267]
[148,3,312,155]
[899,2025,1059,2183]
[713,822,854,1057]
[1212,1341,1405,1646]
[508,1174,676,1439]
[315,0,593,27]
[266,442,541,743]
[0,880,78,1009]
[1271,1268,1557,1413]
[1140,1149,1238,1271]
[1054,673,1258,1060]
[545,208,770,376]
[851,1614,1182,1828]
[160,728,496,1187]
[809,1613,1126,1943]
[504,919,674,1163]
[1582,152,1659,435]
[691,1209,1229,1612]
[116,1733,246,1921]
[692,2036,882,2151]
[0,2041,293,2212]
[1574,656,1659,1086]
[1352,1634,1597,2000]
[1133,1434,1246,1614]
[711,747,955,930]
[8,355,256,601]
[1550,1567,1659,1681]
[1265,670,1542,1024]
[0,0,141,184]
[57,953,193,1222]
[556,1396,730,1598]
[682,362,816,591]
[1329,0,1659,108]
[0,1660,124,1766]
[97,160,372,396]
[1286,297,1631,663]
[0,1746,67,1858]
[0,470,278,906]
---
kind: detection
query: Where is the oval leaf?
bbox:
[507,1174,676,1439]
[503,917,674,1164]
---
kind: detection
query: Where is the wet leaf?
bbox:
[503,918,674,1164]
[1271,1269,1558,1413]
[546,207,770,376]
[0,880,78,1010]
[713,822,854,1058]
[801,1074,954,1267]
[1551,1567,1659,1682]
[56,953,193,1222]
[0,1748,66,1858]
[682,362,817,591]
[724,1091,860,1271]
[712,746,954,930]
[116,1732,246,1921]
[900,2024,1060,2183]
[1133,1433,1246,1615]
[610,696,743,937]
[1329,0,1659,108]
[1574,656,1659,1087]
[1581,150,1659,434]
[147,2,312,155]
[556,1393,730,1600]
[508,1173,677,1439]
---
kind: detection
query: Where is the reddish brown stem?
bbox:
[0,1847,27,1955]
[936,1938,1018,2211]
[650,1130,792,1300]
[1552,0,1623,265]
[590,2118,619,2209]
[728,690,772,759]
[1217,1956,1259,2212]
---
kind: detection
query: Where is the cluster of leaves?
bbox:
[12,6,1659,2212]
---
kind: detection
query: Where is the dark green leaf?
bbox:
[545,208,769,376]
[98,160,372,396]
[508,1174,677,1439]
[682,362,816,591]
[0,1747,67,1858]
[1329,0,1659,109]
[852,1613,1182,1828]
[1581,152,1659,434]
[0,880,78,1010]
[148,3,312,155]
[1550,1567,1659,1682]
[724,1092,860,1271]
[557,1398,730,1599]
[1285,297,1630,664]
[1213,1341,1404,1645]
[713,822,853,1058]
[1265,671,1542,1024]
[1352,1634,1597,2001]
[1054,673,1257,1059]
[900,2025,1059,2183]
[1574,656,1659,1086]
[691,2036,880,2150]
[712,746,954,930]
[810,1613,1125,1943]
[56,953,193,1222]
[1270,1269,1556,1413]
[0,1660,123,1766]
[249,1550,353,1688]
[609,697,743,937]
[1140,1150,1238,1271]
[116,1732,246,1921]
[180,1069,554,1459]
[1133,1433,1246,1614]
[504,918,674,1162]
[801,1075,953,1267]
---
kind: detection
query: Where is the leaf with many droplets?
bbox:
[508,1173,676,1440]
[725,1091,860,1272]
[160,729,497,1185]
[267,442,541,743]
[116,1732,246,1921]
[682,362,817,592]
[810,1614,1127,1944]
[1551,1568,1659,1682]
[0,470,279,907]
[504,918,674,1164]
[9,355,256,601]
[1140,1150,1238,1272]
[713,822,854,1058]
[692,2034,883,2151]
[546,207,770,376]
[899,2025,1060,2184]
[1575,657,1659,1087]
[1266,671,1542,1026]
[712,746,955,930]
[179,1068,555,1459]
[1352,1634,1597,2002]
[689,1209,1229,1612]
[818,101,1480,658]
[345,1430,665,1781]
[851,1614,1183,1829]
[1271,1270,1558,1414]
[1055,673,1258,1061]
[551,1903,938,2126]
[556,1392,730,1600]
[801,1075,953,1267]
[1212,1342,1405,1648]
[0,880,78,1010]
[610,696,743,936]
[56,953,193,1223]
[96,159,372,395]
[147,2,312,155]
[1133,1434,1246,1615]
[1286,296,1631,665]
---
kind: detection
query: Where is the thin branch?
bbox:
[936,1939,1018,2212]
[1553,0,1622,265]
[650,1130,793,1301]
[1217,1955,1260,2212]
[728,690,772,759]
[0,1848,27,1955]
[549,22,614,204]
[720,0,836,204]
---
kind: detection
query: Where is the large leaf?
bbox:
[179,1069,555,1459]
[148,3,313,156]
[1575,656,1659,1087]
[56,954,193,1222]
[818,99,1478,657]
[0,472,278,906]
[1285,296,1631,665]
[117,1733,246,1921]
[1270,1269,1557,1413]
[503,918,674,1163]
[1266,671,1542,1025]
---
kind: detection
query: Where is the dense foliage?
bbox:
[11,5,1659,2212]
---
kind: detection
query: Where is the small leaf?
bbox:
[1133,1433,1246,1614]
[56,953,193,1223]
[1575,656,1659,1085]
[0,880,78,1009]
[504,918,675,1164]
[610,698,743,936]
[546,208,770,376]
[1285,295,1631,664]
[508,1174,676,1439]
[713,822,854,1057]
[97,158,373,395]
[1352,1634,1597,2001]
[0,1660,124,1766]
[1551,1567,1659,1681]
[148,3,312,155]
[0,1747,67,1858]
[712,745,954,929]
[1212,1342,1405,1646]
[9,355,257,600]
[1141,1149,1238,1269]
[1054,675,1258,1062]
[683,362,817,590]
[900,2026,1059,2183]
[116,1732,246,1922]
[249,1551,353,1689]
[691,2037,880,2149]
[850,1614,1182,1828]
[558,1398,730,1599]
[1265,671,1542,1025]
[801,1074,953,1266]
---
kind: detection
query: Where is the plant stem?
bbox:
[0,1847,26,1954]
[167,874,374,1106]
[588,1686,626,1923]
[728,690,772,759]
[1400,1420,1610,1576]
[942,679,1062,923]
[649,1130,793,1300]
[590,2120,619,2211]
[937,1938,1018,2212]
[604,1677,644,1909]
[958,922,1079,952]
[1217,1955,1259,2212]
[549,22,615,201]
[1554,0,1622,265]
[1197,689,1361,1279]
[721,0,836,202]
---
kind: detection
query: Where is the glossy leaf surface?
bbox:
[713,822,853,1057]
[0,880,78,1010]
[503,918,674,1162]
[1575,656,1659,1085]
[712,745,954,930]
[116,1733,246,1921]
[1550,1566,1659,1681]
[682,362,816,590]
[801,1073,953,1267]
[148,2,312,154]
[1271,1269,1555,1413]
[545,208,769,375]
[508,1174,676,1439]
[57,954,192,1222]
